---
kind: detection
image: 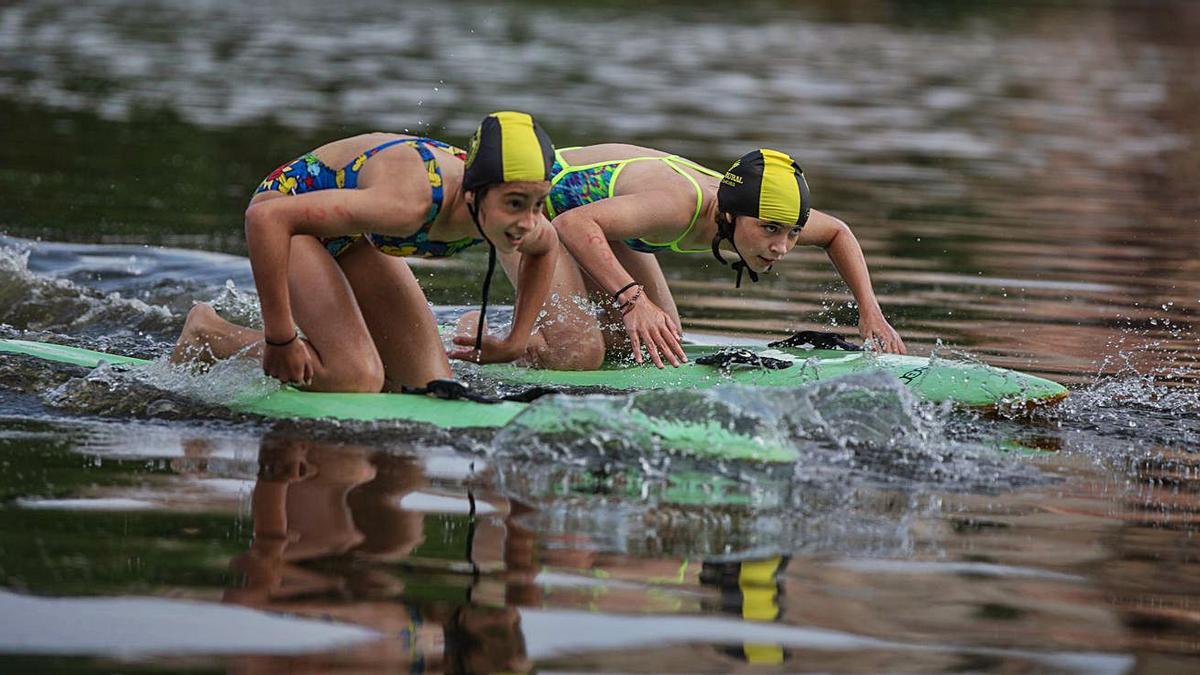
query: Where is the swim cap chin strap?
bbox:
[466,190,497,353]
[710,214,759,289]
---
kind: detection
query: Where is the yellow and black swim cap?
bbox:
[462,111,555,192]
[716,149,810,227]
[711,149,810,287]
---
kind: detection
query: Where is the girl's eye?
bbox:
[764,224,779,234]
[789,227,803,237]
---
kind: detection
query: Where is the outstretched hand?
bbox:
[621,295,687,368]
[261,338,314,386]
[859,313,906,354]
[449,334,527,364]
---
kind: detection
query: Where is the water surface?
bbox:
[1,0,1198,672]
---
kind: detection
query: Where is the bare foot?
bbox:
[170,303,221,364]
[453,310,483,344]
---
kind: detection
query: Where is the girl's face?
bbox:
[731,216,803,272]
[471,181,550,252]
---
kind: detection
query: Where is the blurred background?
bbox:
[2,0,1198,382]
[2,2,1200,671]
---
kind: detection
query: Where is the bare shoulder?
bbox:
[308,132,398,167]
[561,143,671,164]
[796,209,850,247]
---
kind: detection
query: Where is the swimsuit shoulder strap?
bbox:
[347,136,465,170]
[552,146,583,170]
[546,148,621,219]
[633,155,718,253]
[667,155,724,179]
[403,136,469,158]
[358,138,415,161]
[339,138,420,188]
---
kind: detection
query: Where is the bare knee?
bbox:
[311,350,385,393]
[343,354,386,393]
[529,325,605,371]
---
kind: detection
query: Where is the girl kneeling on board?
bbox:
[173,111,559,391]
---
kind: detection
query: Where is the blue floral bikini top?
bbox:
[253,137,482,258]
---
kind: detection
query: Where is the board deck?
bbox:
[481,343,1067,407]
[0,338,798,463]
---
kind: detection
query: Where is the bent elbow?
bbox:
[539,222,561,251]
[550,212,574,236]
[551,213,597,251]
[244,202,287,243]
[244,203,268,238]
[821,217,853,250]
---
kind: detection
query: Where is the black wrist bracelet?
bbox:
[612,281,639,302]
[265,330,299,347]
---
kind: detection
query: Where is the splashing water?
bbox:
[206,280,263,330]
[495,371,1046,491]
[38,350,278,422]
[1030,328,1200,449]
[0,245,176,338]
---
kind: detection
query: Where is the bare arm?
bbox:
[797,210,905,353]
[449,218,559,363]
[244,188,427,380]
[552,192,694,367]
[509,219,558,354]
[552,193,688,294]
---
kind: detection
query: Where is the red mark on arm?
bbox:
[308,206,328,222]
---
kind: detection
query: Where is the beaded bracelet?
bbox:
[618,286,643,315]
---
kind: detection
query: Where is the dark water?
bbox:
[1,0,1199,672]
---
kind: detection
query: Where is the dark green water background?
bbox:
[1,1,1198,672]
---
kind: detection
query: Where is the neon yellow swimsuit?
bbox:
[546,147,723,254]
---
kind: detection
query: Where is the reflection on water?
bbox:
[2,426,1190,671]
[1,0,1199,671]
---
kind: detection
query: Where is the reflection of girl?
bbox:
[224,437,378,603]
[443,604,529,674]
[224,435,530,673]
[481,144,905,370]
[172,112,559,391]
[345,453,429,560]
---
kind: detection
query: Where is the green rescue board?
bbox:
[0,338,797,463]
[480,344,1067,407]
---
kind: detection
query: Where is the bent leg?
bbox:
[336,241,452,390]
[171,303,262,364]
[172,235,385,393]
